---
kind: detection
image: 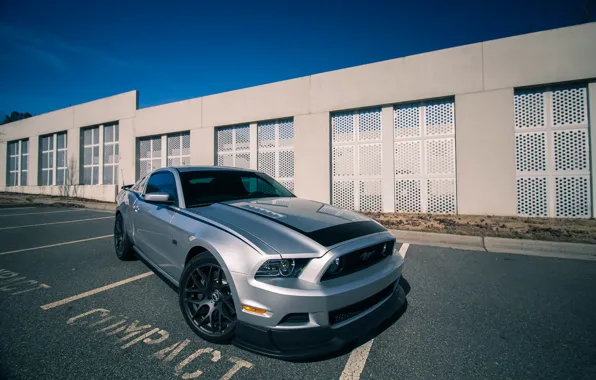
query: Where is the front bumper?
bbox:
[233,281,406,360]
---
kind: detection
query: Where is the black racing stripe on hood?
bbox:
[222,203,387,247]
[304,221,387,247]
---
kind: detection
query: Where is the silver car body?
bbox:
[117,166,405,358]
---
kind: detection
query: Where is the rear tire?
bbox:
[179,254,237,344]
[114,213,135,261]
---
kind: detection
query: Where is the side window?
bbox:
[145,172,179,206]
[132,176,147,193]
[241,177,278,195]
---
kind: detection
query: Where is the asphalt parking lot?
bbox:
[1,206,595,380]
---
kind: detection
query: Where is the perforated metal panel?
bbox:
[516,177,548,217]
[331,108,383,211]
[167,132,191,167]
[394,99,456,214]
[395,180,421,213]
[514,90,545,129]
[514,85,591,218]
[216,125,252,170]
[138,136,162,179]
[257,119,295,192]
[552,87,587,126]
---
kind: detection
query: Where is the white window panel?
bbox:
[103,124,119,185]
[7,140,23,187]
[393,99,457,214]
[82,126,100,185]
[216,125,251,169]
[332,108,383,212]
[56,132,67,185]
[40,134,54,186]
[257,118,294,192]
[514,85,592,218]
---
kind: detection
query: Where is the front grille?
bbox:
[321,240,394,281]
[329,281,396,325]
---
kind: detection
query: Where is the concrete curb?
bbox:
[484,237,596,261]
[33,199,116,212]
[391,229,596,262]
[391,230,485,251]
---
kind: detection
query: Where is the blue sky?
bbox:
[0,0,589,117]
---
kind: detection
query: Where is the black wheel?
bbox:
[114,214,135,261]
[179,255,237,344]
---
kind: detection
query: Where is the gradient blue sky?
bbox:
[0,0,590,117]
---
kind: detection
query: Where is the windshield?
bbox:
[179,170,294,207]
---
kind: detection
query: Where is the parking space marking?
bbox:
[67,308,254,379]
[0,216,112,230]
[0,235,113,256]
[339,243,409,380]
[339,339,374,380]
[398,243,410,258]
[0,207,36,212]
[40,272,154,310]
[0,267,51,295]
[0,209,86,217]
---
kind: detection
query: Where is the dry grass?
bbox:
[364,212,596,244]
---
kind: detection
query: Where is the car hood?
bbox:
[186,198,387,257]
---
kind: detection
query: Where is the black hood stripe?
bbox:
[221,203,387,247]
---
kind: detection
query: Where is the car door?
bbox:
[134,171,178,271]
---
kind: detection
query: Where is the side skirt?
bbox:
[133,246,180,288]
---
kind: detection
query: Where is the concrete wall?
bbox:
[1,23,595,215]
[294,112,331,203]
[0,184,118,202]
[455,89,517,215]
[134,98,202,137]
[202,77,310,127]
[483,23,596,90]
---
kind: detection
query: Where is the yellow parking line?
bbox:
[41,272,155,310]
[0,235,112,256]
[398,243,410,258]
[0,209,86,217]
[0,217,112,230]
[0,207,36,212]
[339,243,409,380]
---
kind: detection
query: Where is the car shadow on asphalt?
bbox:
[289,276,411,363]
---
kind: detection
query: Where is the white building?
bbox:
[1,23,596,218]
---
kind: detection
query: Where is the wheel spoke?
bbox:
[218,308,223,332]
[221,307,235,322]
[185,288,204,294]
[207,265,213,284]
[190,272,203,289]
[223,296,235,311]
[185,264,236,336]
[186,298,209,307]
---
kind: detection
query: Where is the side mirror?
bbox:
[144,192,172,204]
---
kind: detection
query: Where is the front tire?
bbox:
[179,254,237,344]
[114,213,135,261]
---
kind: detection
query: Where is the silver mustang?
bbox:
[114,166,406,359]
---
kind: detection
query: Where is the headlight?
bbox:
[255,259,310,278]
[327,257,344,274]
